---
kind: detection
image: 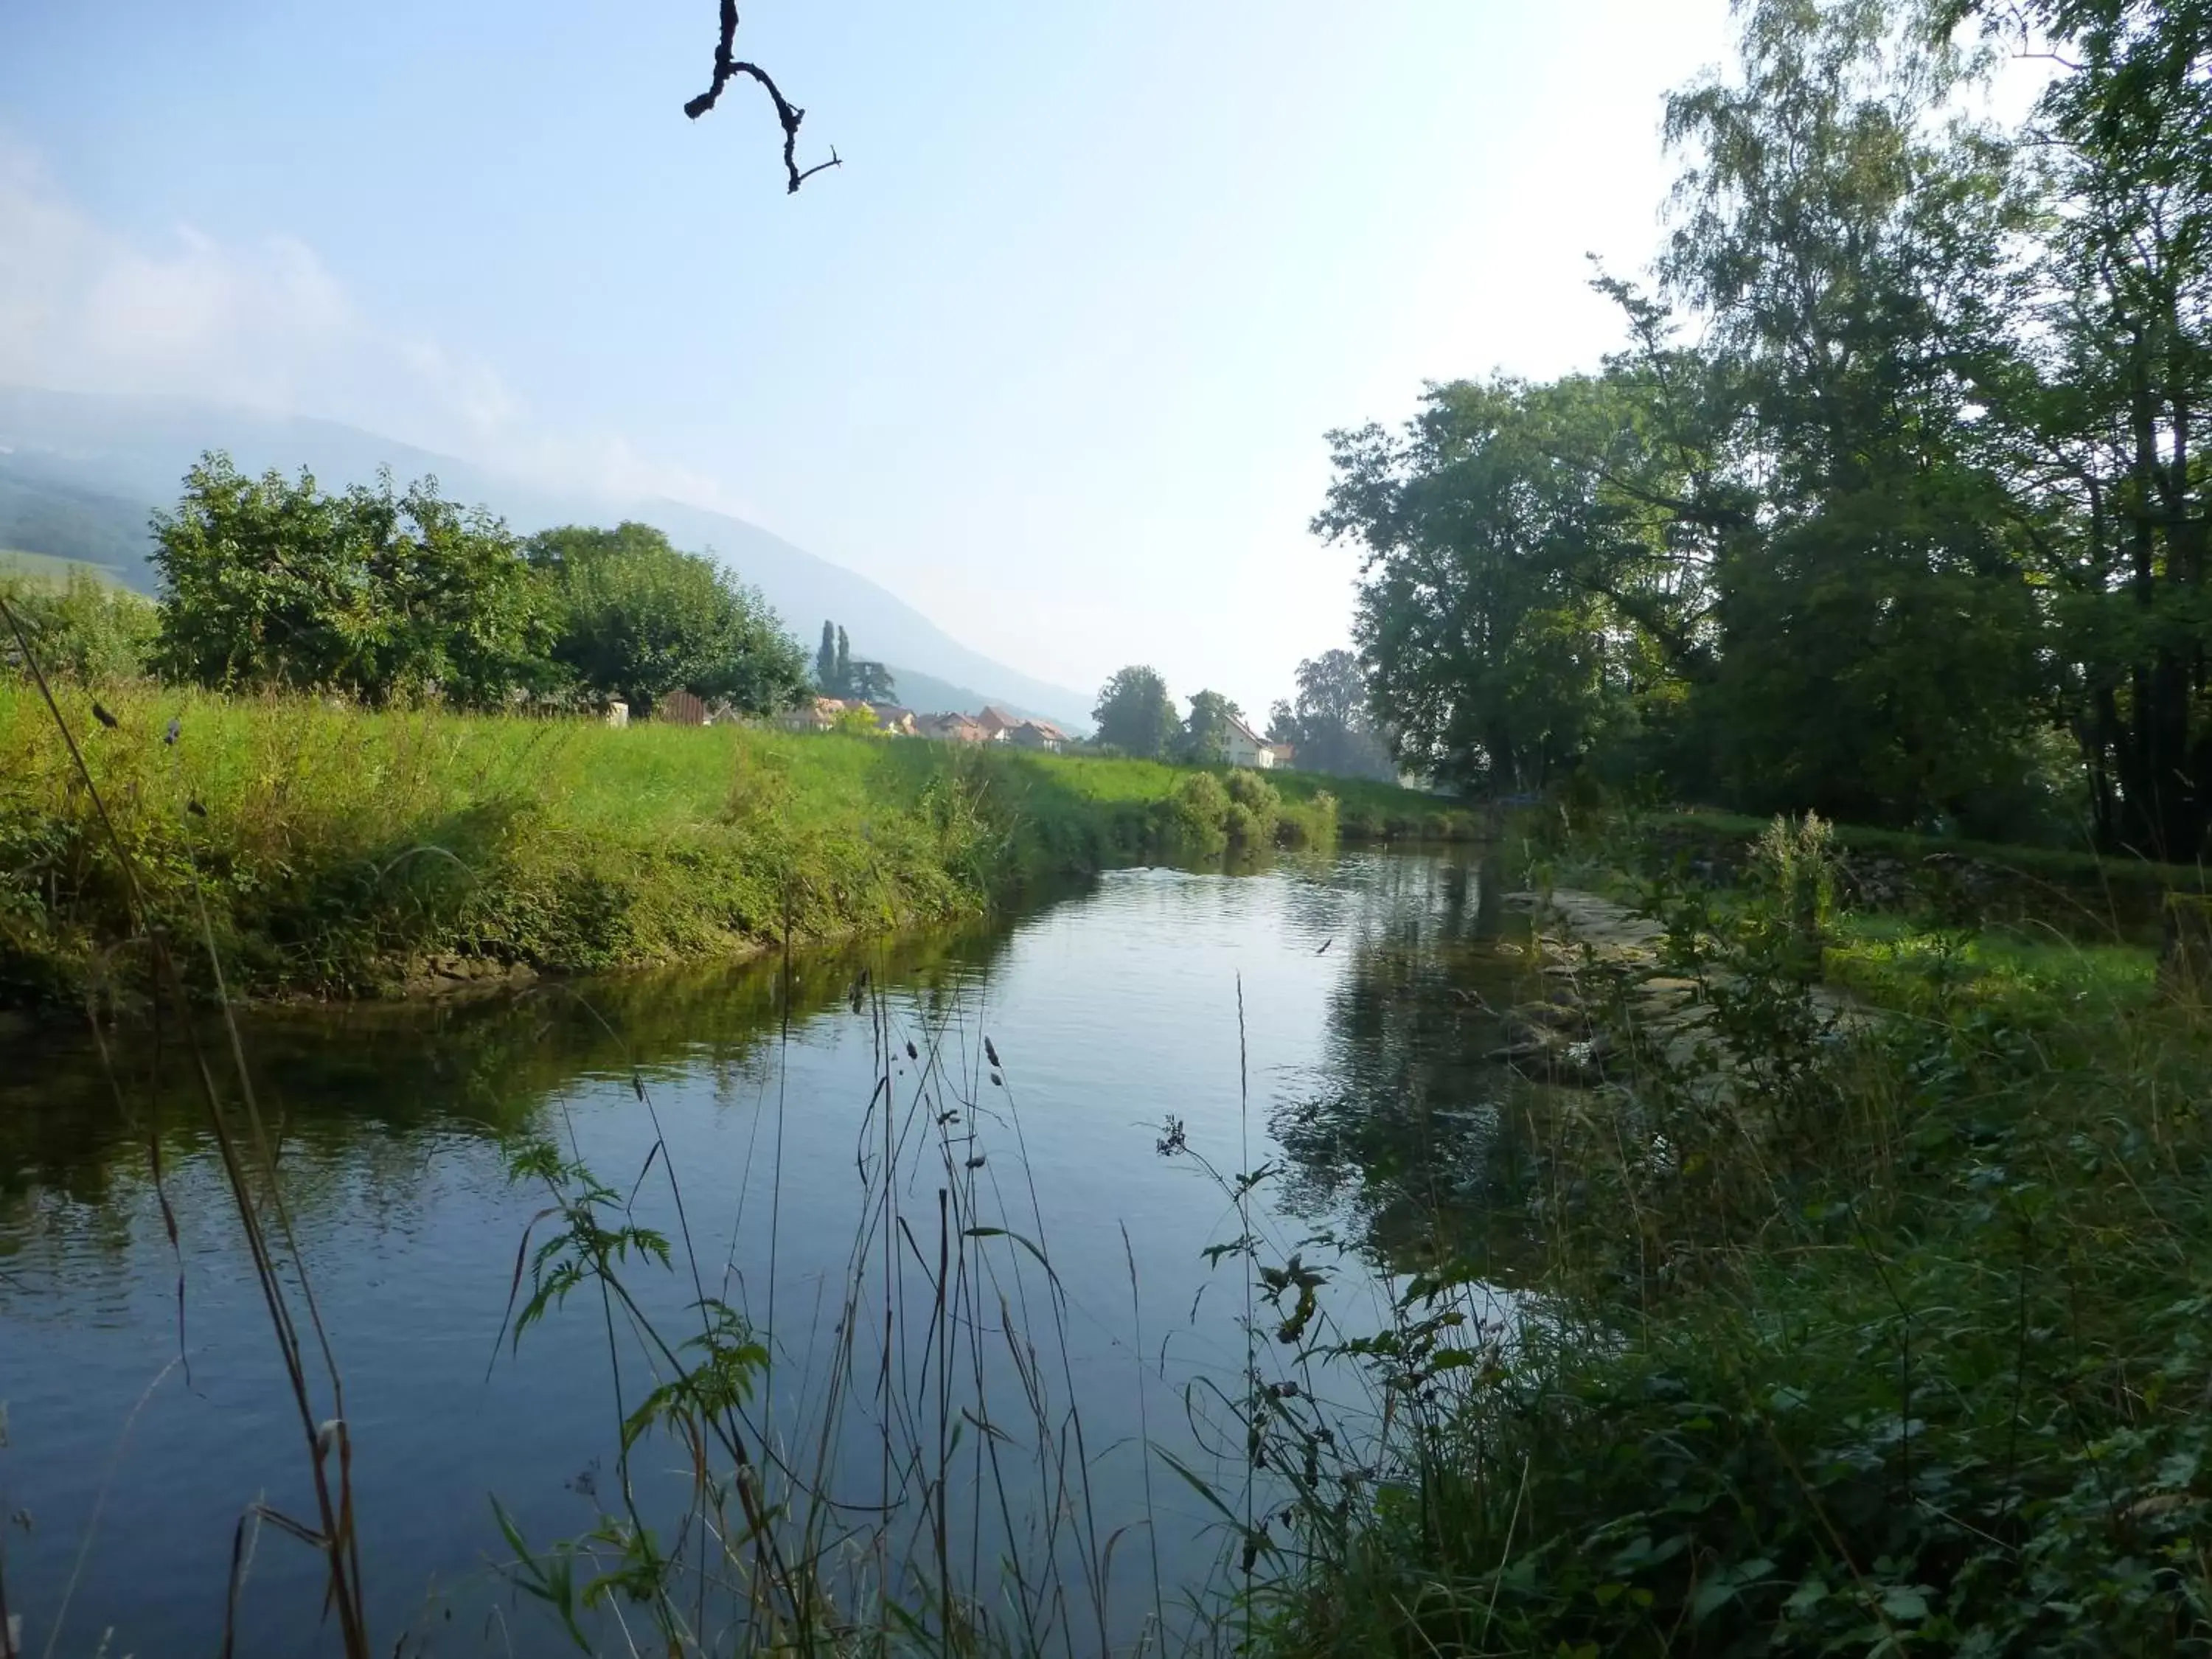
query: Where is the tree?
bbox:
[816,619,838,691]
[529,522,808,716]
[845,658,897,704]
[1318,375,1678,793]
[1318,0,2060,831]
[1652,0,2050,830]
[1093,666,1179,758]
[152,453,552,708]
[1947,0,2212,857]
[1271,650,1396,781]
[1181,689,1245,764]
[835,626,851,692]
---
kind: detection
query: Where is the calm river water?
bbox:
[0,849,1532,1656]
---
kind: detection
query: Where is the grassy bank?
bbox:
[0,683,1468,1006]
[1253,810,2212,1655]
[1604,804,2212,942]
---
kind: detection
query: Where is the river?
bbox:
[0,849,1534,1656]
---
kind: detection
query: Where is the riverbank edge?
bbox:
[1259,817,2212,1655]
[0,684,1484,1012]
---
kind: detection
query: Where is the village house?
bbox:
[864,703,919,736]
[975,706,1020,742]
[1007,719,1068,752]
[1223,712,1276,769]
[775,696,849,733]
[921,712,990,743]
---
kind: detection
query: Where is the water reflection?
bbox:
[1269,856,1537,1264]
[0,849,1530,1655]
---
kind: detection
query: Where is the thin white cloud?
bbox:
[0,140,749,514]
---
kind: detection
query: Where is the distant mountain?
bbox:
[0,386,1091,728]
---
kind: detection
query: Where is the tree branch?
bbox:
[685,1,842,194]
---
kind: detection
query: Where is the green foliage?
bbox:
[809,616,895,704]
[152,453,553,709]
[1,574,159,682]
[1093,664,1179,759]
[1180,688,1244,765]
[1256,821,2212,1657]
[1318,373,1686,795]
[0,685,1461,1004]
[1270,649,1396,782]
[1158,771,1232,857]
[529,523,807,717]
[1317,0,2149,841]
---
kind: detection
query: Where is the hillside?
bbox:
[0,386,1090,728]
[0,547,129,588]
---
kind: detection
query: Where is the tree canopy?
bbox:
[1319,0,2212,857]
[811,618,896,703]
[1093,666,1180,759]
[1180,690,1245,765]
[153,454,552,708]
[529,523,808,717]
[1268,650,1397,782]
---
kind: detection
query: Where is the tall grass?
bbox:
[0,684,1470,1007]
[1251,810,2212,1655]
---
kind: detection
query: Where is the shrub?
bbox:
[1279,788,1338,849]
[0,577,159,683]
[1223,768,1283,846]
[1158,771,1231,857]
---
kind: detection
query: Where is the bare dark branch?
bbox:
[684,1,842,194]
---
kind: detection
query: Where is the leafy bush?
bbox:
[1224,768,1283,846]
[1,576,158,683]
[1256,821,2212,1657]
[152,453,553,708]
[529,523,808,717]
[1158,771,1231,857]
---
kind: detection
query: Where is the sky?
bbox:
[0,0,1742,717]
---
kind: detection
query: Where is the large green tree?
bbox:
[1945,0,2212,857]
[1321,0,2070,834]
[1318,374,1685,793]
[1180,689,1245,764]
[1653,0,2050,830]
[1268,650,1397,781]
[1093,665,1179,758]
[152,453,552,708]
[529,522,807,716]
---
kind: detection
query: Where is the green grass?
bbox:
[0,684,1475,1004]
[1828,910,2160,1018]
[1641,804,2209,931]
[1251,815,2212,1656]
[0,547,130,588]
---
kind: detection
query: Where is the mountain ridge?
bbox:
[0,385,1091,728]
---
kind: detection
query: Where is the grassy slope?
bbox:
[0,684,1471,1004]
[1265,816,2212,1655]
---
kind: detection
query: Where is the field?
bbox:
[0,546,131,588]
[0,682,1474,1005]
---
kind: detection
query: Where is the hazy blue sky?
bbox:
[0,0,1739,714]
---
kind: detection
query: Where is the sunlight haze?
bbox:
[0,0,1736,717]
